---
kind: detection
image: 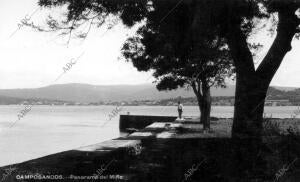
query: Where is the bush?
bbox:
[262,119,281,136]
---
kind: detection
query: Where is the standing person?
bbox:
[177,101,183,119]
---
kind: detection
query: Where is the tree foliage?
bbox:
[121,19,233,91]
[37,0,300,135]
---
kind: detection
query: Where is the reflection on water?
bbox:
[0,105,298,166]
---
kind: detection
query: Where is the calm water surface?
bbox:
[0,105,298,166]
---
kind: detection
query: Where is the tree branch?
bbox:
[191,81,203,102]
[226,25,256,78]
[256,10,299,87]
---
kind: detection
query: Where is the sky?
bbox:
[0,0,300,89]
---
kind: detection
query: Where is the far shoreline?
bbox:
[0,104,300,107]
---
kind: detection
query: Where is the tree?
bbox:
[35,0,233,131]
[121,19,233,130]
[36,0,300,138]
[203,0,300,139]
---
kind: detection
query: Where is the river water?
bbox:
[0,105,298,166]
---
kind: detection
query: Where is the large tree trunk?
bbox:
[232,77,266,139]
[226,9,299,179]
[227,9,298,139]
[231,75,267,178]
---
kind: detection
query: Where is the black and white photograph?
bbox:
[0,0,300,181]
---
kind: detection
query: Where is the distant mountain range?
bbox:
[0,83,298,104]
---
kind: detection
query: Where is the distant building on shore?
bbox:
[265,99,291,106]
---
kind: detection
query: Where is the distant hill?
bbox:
[0,83,235,103]
[267,87,300,104]
[273,86,298,91]
[0,95,24,105]
[0,83,297,103]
